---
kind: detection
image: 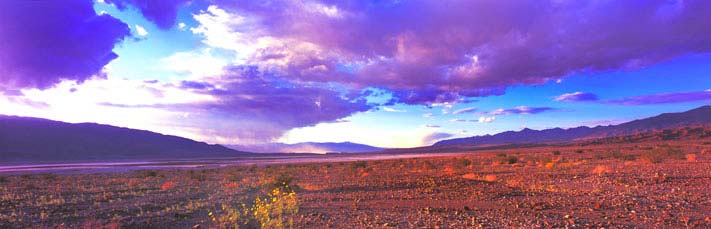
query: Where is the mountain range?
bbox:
[0,115,251,163]
[435,105,711,146]
[227,142,383,154]
[1,105,709,164]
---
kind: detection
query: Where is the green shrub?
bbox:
[552,150,561,155]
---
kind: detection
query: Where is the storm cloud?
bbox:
[0,0,130,90]
[201,0,711,104]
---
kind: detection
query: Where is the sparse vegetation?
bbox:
[137,170,158,178]
[351,161,368,169]
[495,153,518,164]
[252,187,299,228]
[602,149,637,161]
[456,158,472,167]
[640,147,685,163]
[1,138,710,228]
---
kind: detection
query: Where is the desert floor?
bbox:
[2,140,711,228]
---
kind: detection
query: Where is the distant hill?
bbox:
[435,105,711,146]
[0,115,252,163]
[228,142,384,154]
[577,126,711,146]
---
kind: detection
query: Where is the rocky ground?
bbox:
[1,139,710,228]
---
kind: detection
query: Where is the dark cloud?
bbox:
[106,0,187,29]
[212,0,711,104]
[0,0,130,90]
[179,80,215,90]
[554,92,599,102]
[605,90,711,105]
[422,132,454,145]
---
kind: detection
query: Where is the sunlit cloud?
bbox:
[134,24,148,37]
[554,92,599,102]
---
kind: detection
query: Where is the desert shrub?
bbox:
[161,181,177,191]
[594,153,605,160]
[640,147,685,163]
[0,176,7,183]
[248,164,258,172]
[483,174,497,182]
[495,154,518,164]
[209,203,251,227]
[252,187,299,229]
[591,165,612,176]
[418,177,438,193]
[686,154,698,162]
[38,173,57,181]
[137,170,158,178]
[209,186,299,228]
[270,173,296,192]
[552,150,561,155]
[456,158,472,168]
[607,150,637,161]
[575,149,585,154]
[421,160,437,170]
[351,161,368,170]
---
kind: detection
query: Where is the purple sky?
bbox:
[0,0,710,147]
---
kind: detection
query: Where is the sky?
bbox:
[0,0,710,148]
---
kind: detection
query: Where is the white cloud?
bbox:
[451,107,476,114]
[488,108,506,115]
[162,48,228,79]
[422,113,433,118]
[178,22,186,30]
[0,79,215,144]
[304,2,343,18]
[190,5,335,74]
[477,116,496,123]
[135,25,148,37]
[281,121,442,148]
[191,5,253,53]
[554,91,600,102]
[382,107,406,112]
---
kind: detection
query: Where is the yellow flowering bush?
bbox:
[252,186,299,229]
